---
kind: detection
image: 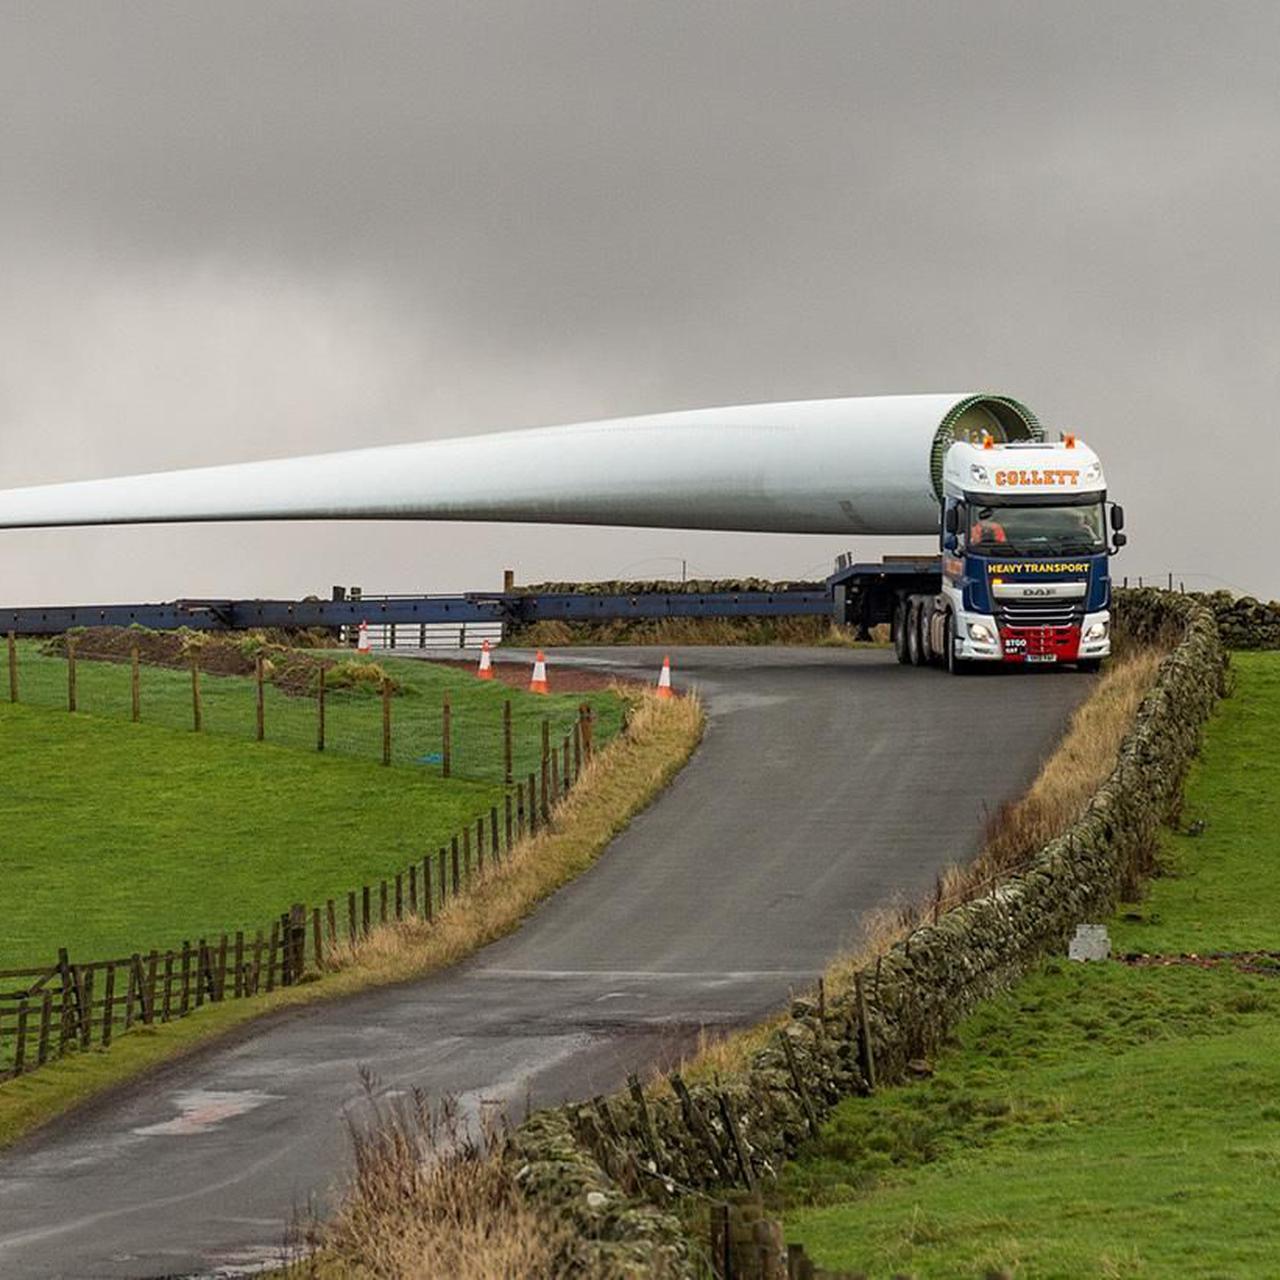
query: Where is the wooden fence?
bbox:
[4,632,595,784]
[0,703,598,1083]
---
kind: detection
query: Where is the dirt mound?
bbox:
[41,627,383,697]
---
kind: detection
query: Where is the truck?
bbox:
[831,433,1127,672]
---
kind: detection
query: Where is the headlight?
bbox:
[1084,621,1108,641]
[968,622,994,643]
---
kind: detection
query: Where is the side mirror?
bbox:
[943,505,960,535]
[1110,504,1125,532]
[1111,531,1128,552]
[943,532,959,552]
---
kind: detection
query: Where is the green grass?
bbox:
[782,652,1280,1278]
[0,705,498,969]
[9,638,623,783]
[0,649,624,971]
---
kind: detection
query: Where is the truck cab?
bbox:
[930,435,1122,671]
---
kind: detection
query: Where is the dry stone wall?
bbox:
[505,591,1228,1277]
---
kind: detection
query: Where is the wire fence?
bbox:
[3,635,621,786]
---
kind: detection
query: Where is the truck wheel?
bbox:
[894,600,912,665]
[945,613,970,675]
[1077,658,1103,673]
[908,600,928,667]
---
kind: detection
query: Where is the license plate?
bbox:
[1027,654,1058,664]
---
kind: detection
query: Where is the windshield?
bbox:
[965,501,1105,557]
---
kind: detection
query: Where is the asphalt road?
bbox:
[0,647,1091,1278]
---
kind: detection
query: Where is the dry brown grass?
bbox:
[291,1074,575,1279]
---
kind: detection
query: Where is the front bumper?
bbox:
[955,610,1110,664]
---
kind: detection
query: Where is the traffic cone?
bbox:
[476,639,494,680]
[656,655,674,699]
[529,650,549,694]
[357,621,371,655]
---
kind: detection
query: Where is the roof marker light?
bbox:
[1064,433,1077,448]
[982,433,994,450]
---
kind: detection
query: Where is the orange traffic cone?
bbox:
[529,650,549,695]
[357,620,371,654]
[656,655,674,699]
[477,639,494,680]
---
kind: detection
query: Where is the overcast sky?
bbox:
[2,1,1277,605]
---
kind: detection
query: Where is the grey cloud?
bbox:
[1,1,1277,604]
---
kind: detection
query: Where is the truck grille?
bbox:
[997,598,1083,627]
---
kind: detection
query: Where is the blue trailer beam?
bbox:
[0,589,835,636]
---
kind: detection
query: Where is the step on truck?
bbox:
[831,434,1127,673]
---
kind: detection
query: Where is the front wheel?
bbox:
[945,613,971,675]
[1076,658,1103,673]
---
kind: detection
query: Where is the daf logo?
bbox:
[1023,587,1054,596]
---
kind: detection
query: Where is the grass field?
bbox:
[0,650,624,970]
[6,638,623,782]
[782,651,1280,1278]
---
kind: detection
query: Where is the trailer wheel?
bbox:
[894,600,912,664]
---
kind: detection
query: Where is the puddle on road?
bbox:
[133,1089,280,1137]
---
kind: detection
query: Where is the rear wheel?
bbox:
[894,600,912,665]
[908,600,928,667]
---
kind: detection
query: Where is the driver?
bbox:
[969,512,1007,545]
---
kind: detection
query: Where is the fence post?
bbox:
[423,855,434,923]
[190,655,202,732]
[451,836,461,895]
[541,757,550,821]
[382,678,392,766]
[563,737,571,794]
[550,749,559,807]
[256,654,265,742]
[541,716,550,766]
[67,635,77,713]
[101,964,116,1046]
[490,806,500,865]
[503,699,513,785]
[13,1000,29,1076]
[438,847,448,907]
[442,691,452,778]
[312,907,323,972]
[7,631,17,704]
[505,793,514,851]
[37,991,52,1066]
[317,666,326,752]
[462,827,472,884]
[580,703,594,758]
[131,645,141,722]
